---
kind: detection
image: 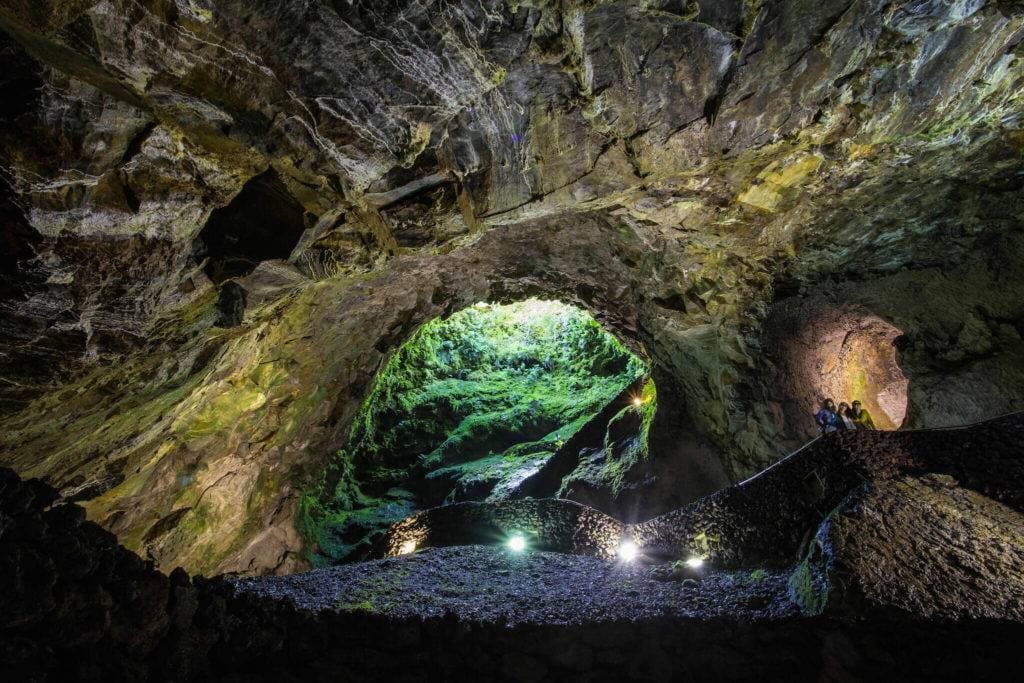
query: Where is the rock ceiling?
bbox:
[1,0,1023,574]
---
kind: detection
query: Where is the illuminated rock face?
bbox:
[812,316,908,430]
[766,309,909,438]
[1,0,1024,574]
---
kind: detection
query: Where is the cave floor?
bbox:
[231,545,798,625]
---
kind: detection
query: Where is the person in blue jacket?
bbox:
[814,398,841,434]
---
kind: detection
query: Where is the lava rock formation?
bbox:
[1,0,1024,678]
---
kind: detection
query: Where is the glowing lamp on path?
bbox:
[618,540,639,562]
[398,540,417,555]
[507,534,527,553]
[685,557,704,569]
[632,397,643,406]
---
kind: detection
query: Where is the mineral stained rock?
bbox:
[1,0,1023,576]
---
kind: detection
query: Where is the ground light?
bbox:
[507,534,527,552]
[302,297,648,565]
[685,557,703,569]
[398,540,417,555]
[618,540,639,562]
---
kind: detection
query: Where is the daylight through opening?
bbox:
[299,298,649,564]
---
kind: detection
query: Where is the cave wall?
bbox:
[0,212,683,575]
[2,0,1021,362]
[193,169,310,284]
[759,229,1024,451]
[0,0,1023,574]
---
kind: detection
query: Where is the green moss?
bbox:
[298,481,417,567]
[302,299,647,563]
[334,567,411,613]
[788,535,833,615]
[337,599,376,613]
[583,377,657,496]
[788,558,828,615]
[488,66,508,87]
[692,530,721,557]
[180,501,211,535]
[351,299,643,473]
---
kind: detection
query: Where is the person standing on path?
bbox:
[850,400,877,430]
[815,399,841,434]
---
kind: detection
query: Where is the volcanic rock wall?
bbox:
[1,0,1023,574]
[4,414,1024,680]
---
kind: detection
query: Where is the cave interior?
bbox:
[2,0,1024,680]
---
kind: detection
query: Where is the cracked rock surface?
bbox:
[1,0,1023,575]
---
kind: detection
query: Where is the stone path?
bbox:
[233,544,799,625]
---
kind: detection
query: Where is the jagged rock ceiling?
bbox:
[1,0,1023,575]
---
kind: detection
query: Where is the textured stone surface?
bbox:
[339,406,1021,620]
[370,413,1024,579]
[635,412,1024,567]
[4,412,1024,680]
[235,544,800,624]
[0,0,1023,574]
[758,230,1024,453]
[795,473,1024,620]
[380,497,627,560]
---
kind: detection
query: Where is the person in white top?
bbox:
[836,402,857,430]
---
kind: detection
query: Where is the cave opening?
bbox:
[813,315,909,431]
[299,298,651,564]
[192,169,308,284]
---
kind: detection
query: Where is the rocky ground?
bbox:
[232,545,796,624]
[4,414,1024,680]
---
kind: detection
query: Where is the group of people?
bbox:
[814,398,876,434]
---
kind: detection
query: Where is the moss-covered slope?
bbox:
[301,299,646,564]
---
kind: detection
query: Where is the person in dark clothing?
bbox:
[850,400,877,430]
[814,399,841,434]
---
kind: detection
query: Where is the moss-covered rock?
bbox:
[302,299,646,563]
[557,378,658,513]
[2,0,1024,579]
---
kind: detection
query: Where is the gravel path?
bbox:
[232,545,800,625]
